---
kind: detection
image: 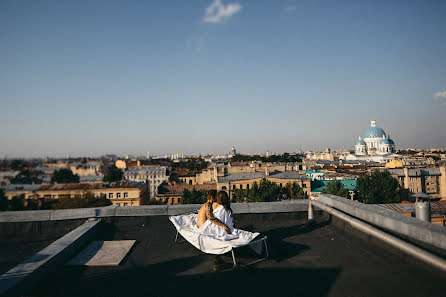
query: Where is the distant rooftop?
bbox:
[218,171,308,183]
[311,179,357,192]
[37,181,145,191]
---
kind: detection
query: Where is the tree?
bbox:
[11,170,43,184]
[145,199,166,205]
[10,195,25,211]
[356,171,400,204]
[51,169,80,184]
[321,180,349,198]
[285,182,308,200]
[103,165,123,182]
[0,189,8,211]
[231,180,285,202]
[10,159,25,170]
[171,158,208,171]
[181,189,207,204]
[52,193,112,210]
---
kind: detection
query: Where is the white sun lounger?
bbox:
[169,210,269,267]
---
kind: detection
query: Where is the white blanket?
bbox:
[169,205,259,254]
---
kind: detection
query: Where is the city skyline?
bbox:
[1,0,446,158]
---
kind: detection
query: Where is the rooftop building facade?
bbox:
[123,166,169,199]
[388,166,446,200]
[3,181,148,207]
[217,171,311,197]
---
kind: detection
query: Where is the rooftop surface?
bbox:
[21,211,446,297]
[0,219,85,275]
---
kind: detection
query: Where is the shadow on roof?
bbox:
[33,255,342,297]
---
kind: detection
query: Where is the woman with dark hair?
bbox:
[217,191,232,214]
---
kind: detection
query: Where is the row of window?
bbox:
[116,203,129,206]
[159,197,181,204]
[126,175,165,179]
[108,192,128,199]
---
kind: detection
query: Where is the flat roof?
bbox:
[24,212,446,297]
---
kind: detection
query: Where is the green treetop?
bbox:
[321,180,350,198]
[51,169,80,184]
[356,171,400,204]
[103,165,123,182]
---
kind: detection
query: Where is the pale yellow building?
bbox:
[388,166,446,200]
[182,162,306,186]
[385,159,404,169]
[16,181,148,207]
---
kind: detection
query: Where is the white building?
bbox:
[346,119,398,163]
[123,166,169,198]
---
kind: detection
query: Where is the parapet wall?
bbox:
[317,194,446,251]
[0,200,310,223]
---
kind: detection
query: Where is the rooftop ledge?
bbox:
[1,196,446,254]
[0,200,310,223]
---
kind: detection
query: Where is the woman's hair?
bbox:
[206,190,217,202]
[217,191,232,214]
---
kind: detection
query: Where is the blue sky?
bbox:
[1,0,445,158]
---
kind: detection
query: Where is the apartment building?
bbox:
[123,166,169,198]
[33,181,147,206]
[388,166,446,200]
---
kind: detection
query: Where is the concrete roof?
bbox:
[124,166,168,174]
[218,172,265,183]
[1,184,42,192]
[268,171,307,180]
[389,168,441,177]
[25,212,446,297]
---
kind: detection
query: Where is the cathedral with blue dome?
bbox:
[347,119,397,162]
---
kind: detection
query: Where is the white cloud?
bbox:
[203,0,242,24]
[286,5,297,11]
[433,90,446,106]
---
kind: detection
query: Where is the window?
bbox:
[233,185,236,190]
[247,184,250,189]
[124,192,128,198]
[109,193,113,199]
[240,184,243,189]
[171,198,175,204]
[117,193,121,198]
[124,203,128,206]
[280,183,283,188]
[116,203,120,206]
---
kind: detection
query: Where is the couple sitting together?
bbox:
[169,189,259,267]
[196,190,238,240]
